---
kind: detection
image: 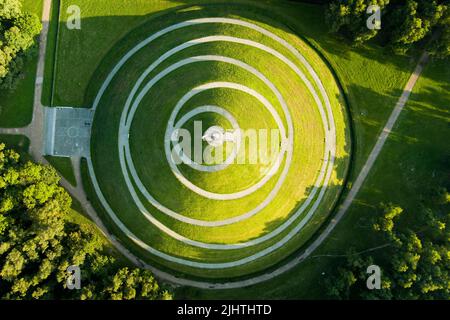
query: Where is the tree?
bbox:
[0,143,172,300]
[326,0,450,56]
[326,0,390,43]
[373,204,403,235]
[325,250,393,299]
[0,0,42,89]
[325,188,450,299]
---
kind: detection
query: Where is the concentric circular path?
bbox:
[88,12,350,281]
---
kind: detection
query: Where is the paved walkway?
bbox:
[0,0,431,289]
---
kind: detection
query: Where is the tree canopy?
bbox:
[326,0,450,56]
[0,143,172,300]
[0,0,42,89]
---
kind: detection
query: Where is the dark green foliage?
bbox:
[430,8,450,57]
[326,0,390,43]
[325,192,450,299]
[0,143,171,300]
[0,0,42,89]
[80,267,173,300]
[326,0,450,56]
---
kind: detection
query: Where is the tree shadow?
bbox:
[49,0,424,107]
[52,0,450,284]
[346,81,449,148]
[0,21,41,127]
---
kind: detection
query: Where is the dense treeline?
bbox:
[325,0,450,56]
[0,143,172,300]
[325,189,450,299]
[0,0,41,89]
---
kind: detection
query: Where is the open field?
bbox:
[53,0,416,285]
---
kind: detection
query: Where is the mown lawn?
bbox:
[50,0,186,106]
[47,0,442,298]
[176,57,450,299]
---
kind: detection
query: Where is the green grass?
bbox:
[84,3,350,279]
[44,156,77,187]
[0,0,43,127]
[66,204,133,268]
[0,135,30,156]
[42,0,61,106]
[174,58,450,299]
[48,0,444,298]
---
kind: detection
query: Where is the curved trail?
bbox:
[136,51,430,289]
[0,0,430,289]
[88,18,337,265]
[170,105,242,173]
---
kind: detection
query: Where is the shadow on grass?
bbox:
[57,0,444,292]
[0,39,40,127]
[70,1,358,281]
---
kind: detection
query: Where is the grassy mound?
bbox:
[88,4,351,280]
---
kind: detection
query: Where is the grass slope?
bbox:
[176,58,450,298]
[48,0,439,297]
[87,6,349,278]
[42,0,61,106]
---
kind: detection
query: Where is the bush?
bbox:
[0,143,172,300]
